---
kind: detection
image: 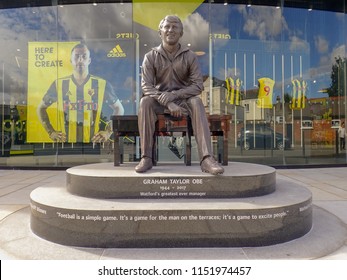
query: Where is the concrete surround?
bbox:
[0,167,346,259]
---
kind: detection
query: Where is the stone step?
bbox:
[66,162,276,198]
[30,175,312,248]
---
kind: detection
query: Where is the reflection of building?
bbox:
[301,120,313,129]
[242,99,265,121]
[201,78,344,148]
[201,77,231,115]
[240,88,279,123]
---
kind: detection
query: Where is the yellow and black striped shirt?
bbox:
[43,74,119,143]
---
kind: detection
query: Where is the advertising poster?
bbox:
[27,40,133,143]
[27,41,80,143]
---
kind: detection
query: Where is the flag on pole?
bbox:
[225,77,242,105]
[257,77,275,108]
[290,79,307,110]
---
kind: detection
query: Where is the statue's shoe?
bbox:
[201,156,224,175]
[135,157,153,173]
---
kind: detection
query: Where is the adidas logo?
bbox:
[107,45,126,58]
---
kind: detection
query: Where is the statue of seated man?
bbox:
[135,15,224,175]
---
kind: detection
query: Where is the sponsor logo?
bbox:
[63,100,98,111]
[107,45,126,58]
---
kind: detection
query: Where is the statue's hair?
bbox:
[158,15,183,30]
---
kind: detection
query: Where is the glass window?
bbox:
[0,0,346,168]
[209,1,346,166]
[0,2,135,167]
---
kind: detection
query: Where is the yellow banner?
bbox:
[257,77,274,109]
[133,0,204,30]
[27,41,80,142]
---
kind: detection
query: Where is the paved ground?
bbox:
[0,165,346,260]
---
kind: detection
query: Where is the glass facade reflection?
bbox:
[0,0,346,168]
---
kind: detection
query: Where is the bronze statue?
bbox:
[136,15,224,175]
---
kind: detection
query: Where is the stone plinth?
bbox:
[66,162,276,199]
[30,162,312,248]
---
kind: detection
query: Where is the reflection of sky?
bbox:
[0,3,137,113]
[0,2,346,107]
[198,4,346,100]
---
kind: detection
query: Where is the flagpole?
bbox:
[234,52,237,147]
[224,52,227,80]
[1,62,4,156]
[253,53,256,86]
[273,54,276,149]
[253,53,256,148]
[244,53,247,98]
[209,34,213,115]
[300,55,303,148]
[282,55,285,151]
[234,52,237,76]
[135,36,140,160]
[291,55,294,148]
[253,99,256,148]
[135,37,140,114]
[224,52,228,116]
[344,60,347,161]
[243,53,247,148]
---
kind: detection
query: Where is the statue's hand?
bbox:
[158,91,176,106]
[167,102,184,118]
[92,130,111,143]
[49,131,66,142]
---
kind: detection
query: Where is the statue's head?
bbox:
[158,15,184,40]
[158,15,183,31]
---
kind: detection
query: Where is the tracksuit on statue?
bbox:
[139,44,212,162]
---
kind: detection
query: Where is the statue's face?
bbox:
[159,19,183,46]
